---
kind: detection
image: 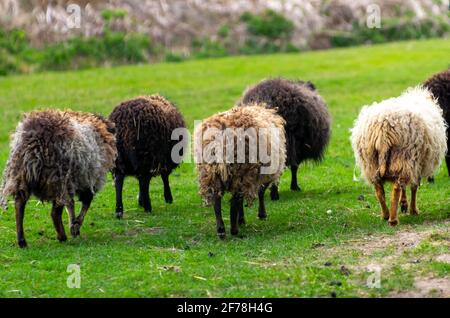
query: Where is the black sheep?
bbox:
[239,78,331,200]
[109,95,186,218]
[424,69,450,177]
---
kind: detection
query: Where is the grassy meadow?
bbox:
[0,39,449,297]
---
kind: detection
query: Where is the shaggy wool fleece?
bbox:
[424,69,450,172]
[351,86,447,186]
[109,94,186,177]
[424,69,450,126]
[239,78,331,167]
[0,110,117,207]
[195,104,286,205]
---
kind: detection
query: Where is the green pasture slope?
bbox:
[0,39,449,297]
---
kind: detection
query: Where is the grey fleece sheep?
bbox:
[0,110,117,247]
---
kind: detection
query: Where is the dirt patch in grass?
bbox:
[321,221,450,297]
[349,231,428,259]
[392,276,450,298]
[435,254,450,264]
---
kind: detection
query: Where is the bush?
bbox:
[40,32,151,71]
[165,51,188,63]
[217,25,230,39]
[191,38,228,59]
[239,9,297,54]
[0,49,22,76]
[0,28,35,75]
[241,9,294,40]
[330,17,450,48]
[0,28,28,54]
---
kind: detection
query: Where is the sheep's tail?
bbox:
[377,144,391,178]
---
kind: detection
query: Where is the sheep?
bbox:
[109,95,186,218]
[0,110,117,247]
[351,86,447,226]
[239,77,331,200]
[195,104,286,238]
[424,69,450,178]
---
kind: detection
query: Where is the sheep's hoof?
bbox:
[410,209,420,216]
[291,185,301,192]
[427,177,435,184]
[230,228,239,236]
[57,235,67,243]
[381,212,389,220]
[217,230,226,240]
[238,218,246,226]
[115,211,123,219]
[388,219,399,227]
[400,202,408,214]
[18,238,27,248]
[270,191,280,201]
[144,208,152,214]
[70,223,81,237]
[164,194,173,204]
[258,212,267,220]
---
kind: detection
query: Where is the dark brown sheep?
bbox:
[109,95,186,218]
[0,110,117,247]
[424,69,450,177]
[239,78,331,200]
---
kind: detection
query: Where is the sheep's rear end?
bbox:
[0,110,117,247]
[351,87,447,226]
[239,77,331,200]
[195,105,286,238]
[109,95,186,218]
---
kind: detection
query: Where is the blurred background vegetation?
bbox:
[0,0,449,76]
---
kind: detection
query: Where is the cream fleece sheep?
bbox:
[195,104,286,238]
[351,86,447,226]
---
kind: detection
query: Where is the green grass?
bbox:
[0,39,449,298]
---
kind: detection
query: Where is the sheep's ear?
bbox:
[305,81,316,91]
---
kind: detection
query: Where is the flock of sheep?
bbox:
[0,69,448,248]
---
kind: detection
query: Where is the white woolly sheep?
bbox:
[351,86,447,226]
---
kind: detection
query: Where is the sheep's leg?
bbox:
[114,173,125,219]
[374,182,389,220]
[74,190,94,231]
[230,194,240,236]
[400,186,408,214]
[290,165,301,191]
[214,195,225,239]
[258,183,269,220]
[270,184,280,201]
[161,171,173,204]
[237,195,245,226]
[409,184,420,216]
[388,183,401,226]
[14,192,28,248]
[138,174,152,213]
[67,199,80,238]
[51,201,67,243]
